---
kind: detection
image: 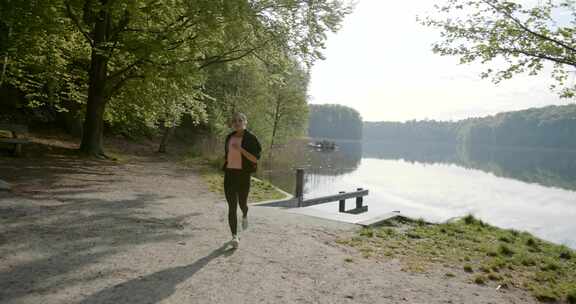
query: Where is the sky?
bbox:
[308,0,573,122]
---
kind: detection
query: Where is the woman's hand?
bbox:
[239,147,258,163]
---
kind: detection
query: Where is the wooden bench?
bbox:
[0,124,30,156]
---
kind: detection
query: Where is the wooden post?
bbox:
[14,143,22,157]
[356,188,363,209]
[13,130,21,157]
[295,168,304,207]
[339,191,346,212]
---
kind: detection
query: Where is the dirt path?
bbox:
[0,155,537,304]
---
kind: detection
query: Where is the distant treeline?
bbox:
[364,104,576,149]
[308,104,362,140]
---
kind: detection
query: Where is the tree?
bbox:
[201,54,310,158]
[420,0,576,97]
[308,104,362,140]
[265,59,310,156]
[62,0,351,157]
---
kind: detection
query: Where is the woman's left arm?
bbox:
[240,135,262,164]
[240,148,258,163]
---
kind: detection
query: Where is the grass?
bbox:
[338,215,576,303]
[182,154,287,203]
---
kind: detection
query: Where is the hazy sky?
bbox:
[308,1,573,122]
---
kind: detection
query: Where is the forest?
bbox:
[364,104,576,149]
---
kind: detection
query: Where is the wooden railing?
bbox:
[294,168,369,214]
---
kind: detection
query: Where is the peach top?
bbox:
[227,136,243,169]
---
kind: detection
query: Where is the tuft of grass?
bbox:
[376,228,397,238]
[474,275,486,285]
[415,218,427,226]
[445,272,456,278]
[359,228,374,238]
[463,214,476,225]
[499,244,515,256]
[463,264,474,273]
[533,288,560,303]
[559,247,572,260]
[498,235,513,243]
[526,237,538,248]
[344,257,354,263]
[540,261,560,272]
[486,250,499,257]
[406,232,422,239]
[487,273,502,281]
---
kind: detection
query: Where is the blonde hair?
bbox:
[230,112,247,125]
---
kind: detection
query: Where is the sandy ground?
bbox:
[0,154,538,304]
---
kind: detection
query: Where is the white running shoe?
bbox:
[231,235,240,249]
[242,216,248,231]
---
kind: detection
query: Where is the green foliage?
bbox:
[201,56,310,157]
[308,104,363,139]
[420,0,576,98]
[1,0,352,153]
[0,1,89,110]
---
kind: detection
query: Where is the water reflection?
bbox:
[258,139,576,248]
[258,140,362,193]
[262,139,576,193]
[363,141,576,192]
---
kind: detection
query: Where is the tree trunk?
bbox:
[79,2,110,157]
[0,26,11,87]
[158,126,174,153]
[268,98,282,161]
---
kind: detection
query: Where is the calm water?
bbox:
[260,140,576,248]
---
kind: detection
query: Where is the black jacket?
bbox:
[222,129,262,173]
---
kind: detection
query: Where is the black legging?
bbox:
[224,169,251,235]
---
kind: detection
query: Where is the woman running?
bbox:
[222,112,262,248]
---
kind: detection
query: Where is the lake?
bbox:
[259,140,576,248]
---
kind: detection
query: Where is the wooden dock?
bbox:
[257,168,404,226]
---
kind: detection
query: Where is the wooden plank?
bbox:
[301,189,369,207]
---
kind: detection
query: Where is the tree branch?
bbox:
[65,1,94,47]
[107,58,146,82]
[481,0,576,55]
[497,47,576,67]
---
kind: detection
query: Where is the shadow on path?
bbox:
[78,243,235,304]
